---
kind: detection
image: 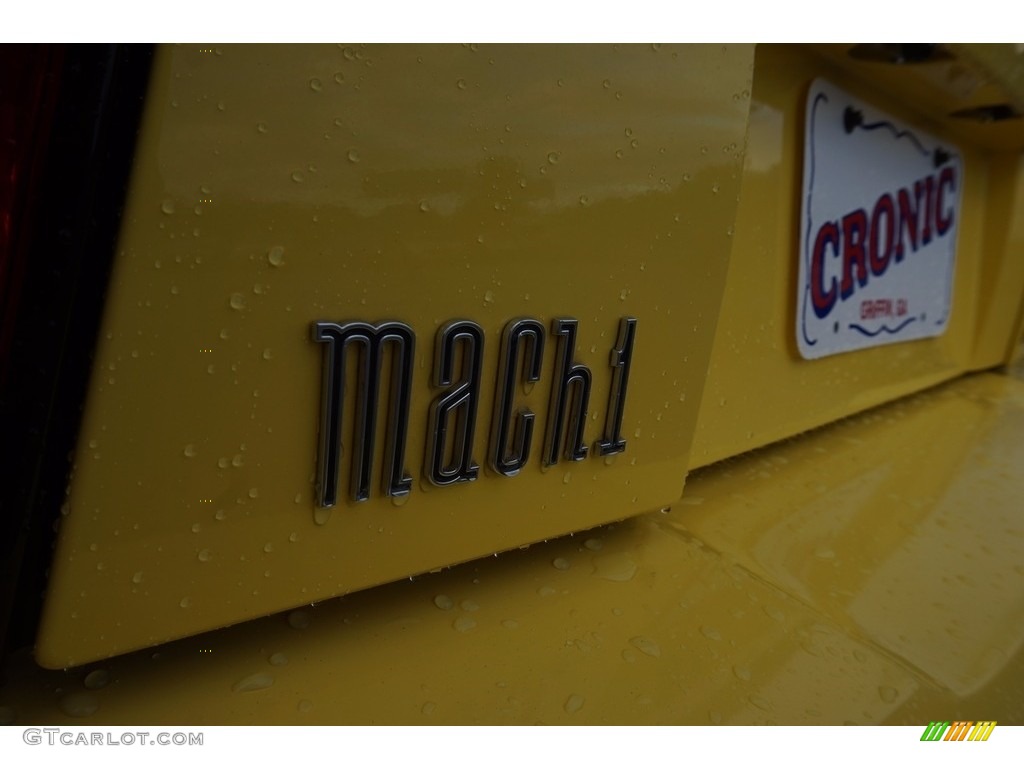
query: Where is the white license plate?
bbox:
[797,78,962,359]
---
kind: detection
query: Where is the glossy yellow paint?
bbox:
[35,44,755,669]
[5,370,1022,724]
[692,44,1024,468]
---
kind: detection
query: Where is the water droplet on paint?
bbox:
[58,692,99,717]
[453,616,476,632]
[232,673,274,693]
[433,594,454,610]
[288,610,310,629]
[268,652,288,666]
[83,670,110,690]
[268,246,284,266]
[592,553,637,582]
[629,636,661,658]
[564,694,584,714]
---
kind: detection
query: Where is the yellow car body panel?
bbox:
[4,371,1024,725]
[33,43,754,669]
[1,43,1023,725]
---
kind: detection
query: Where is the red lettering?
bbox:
[869,194,895,276]
[936,166,955,236]
[840,209,868,300]
[811,222,840,318]
[920,175,934,245]
[896,185,921,261]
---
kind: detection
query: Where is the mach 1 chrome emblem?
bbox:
[312,317,637,508]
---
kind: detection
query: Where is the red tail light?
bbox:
[0,45,63,387]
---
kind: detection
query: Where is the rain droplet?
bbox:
[131,571,143,584]
[229,293,246,310]
[419,200,430,212]
[460,599,480,612]
[433,594,454,611]
[232,672,275,693]
[58,692,99,718]
[190,523,201,533]
[562,471,572,484]
[297,699,313,713]
[564,694,585,714]
[578,195,590,206]
[313,507,331,526]
[268,246,284,266]
[584,538,602,552]
[291,171,305,183]
[309,78,322,92]
[183,444,196,458]
[453,616,476,632]
[547,151,560,165]
[501,619,519,629]
[748,694,772,711]
[231,454,243,467]
[592,553,636,582]
[333,72,344,84]
[268,652,289,666]
[256,121,268,133]
[602,79,611,89]
[456,78,467,90]
[262,348,273,360]
[733,665,752,681]
[179,597,192,608]
[83,670,110,690]
[878,686,899,703]
[629,636,661,658]
[248,487,259,499]
[483,290,494,305]
[160,200,175,215]
[287,610,310,629]
[700,626,721,641]
[215,509,226,521]
[553,557,570,570]
[197,549,211,563]
[346,149,360,163]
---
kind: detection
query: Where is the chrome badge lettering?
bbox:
[313,316,637,508]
